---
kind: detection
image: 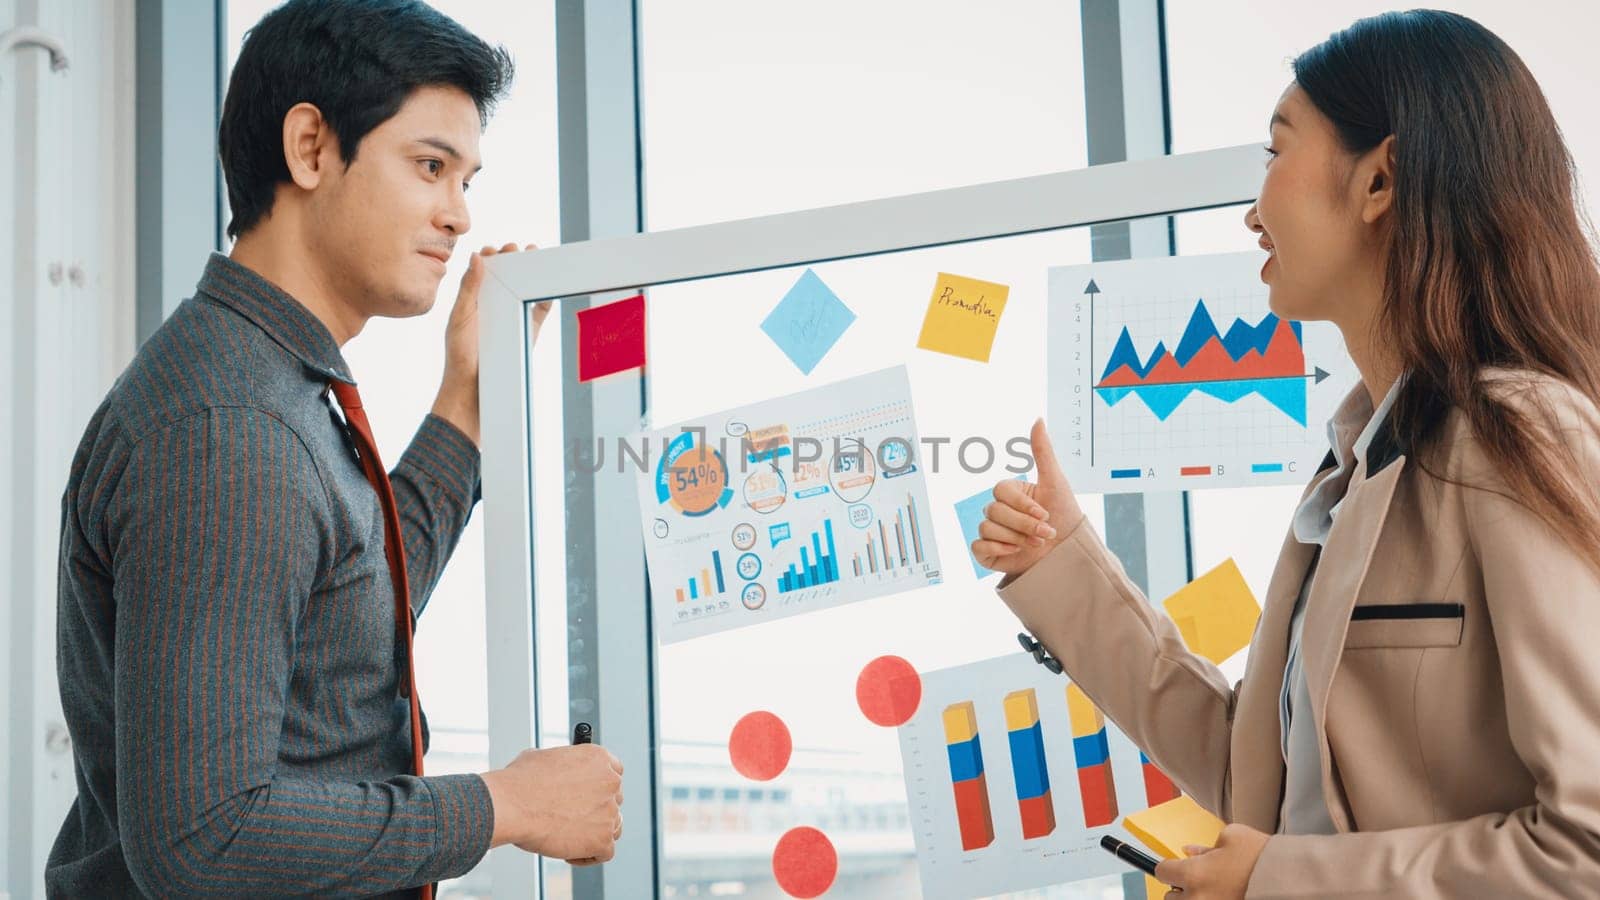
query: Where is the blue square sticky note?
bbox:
[956,476,1028,579]
[760,269,856,375]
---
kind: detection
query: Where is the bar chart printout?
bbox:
[673,549,726,603]
[944,702,995,851]
[777,519,840,593]
[898,652,1160,899]
[1004,690,1056,839]
[1067,685,1119,828]
[849,494,929,576]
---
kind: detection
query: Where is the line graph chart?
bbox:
[1095,302,1321,426]
[1049,253,1355,493]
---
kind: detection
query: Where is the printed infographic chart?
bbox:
[899,652,1182,899]
[636,366,943,644]
[1048,252,1357,493]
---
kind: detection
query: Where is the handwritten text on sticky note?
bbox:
[915,272,1011,363]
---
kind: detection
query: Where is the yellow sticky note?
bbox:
[1123,794,1225,860]
[1146,874,1169,898]
[1162,558,1260,665]
[915,272,1010,363]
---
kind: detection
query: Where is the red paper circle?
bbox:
[729,711,792,781]
[855,655,922,727]
[772,826,838,898]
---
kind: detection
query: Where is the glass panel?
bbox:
[1165,1,1600,220]
[622,222,1168,899]
[638,0,1088,230]
[589,208,1317,898]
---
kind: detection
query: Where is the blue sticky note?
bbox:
[956,476,1028,579]
[760,269,856,375]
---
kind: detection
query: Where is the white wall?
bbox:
[2,1,136,896]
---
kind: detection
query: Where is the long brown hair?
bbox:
[1295,10,1600,563]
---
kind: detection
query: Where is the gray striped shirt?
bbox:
[47,253,493,897]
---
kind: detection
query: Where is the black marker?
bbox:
[572,722,593,745]
[1100,835,1161,877]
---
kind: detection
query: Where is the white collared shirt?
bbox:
[1278,376,1404,834]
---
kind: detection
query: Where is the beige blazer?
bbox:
[997,371,1600,898]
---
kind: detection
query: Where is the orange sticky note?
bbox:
[915,272,1010,363]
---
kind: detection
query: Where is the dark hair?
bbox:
[1294,10,1600,565]
[218,0,514,239]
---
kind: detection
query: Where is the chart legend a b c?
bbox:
[1048,252,1357,493]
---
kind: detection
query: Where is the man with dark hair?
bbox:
[46,2,622,896]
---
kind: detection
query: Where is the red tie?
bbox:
[329,381,432,900]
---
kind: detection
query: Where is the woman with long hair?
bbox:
[974,10,1600,898]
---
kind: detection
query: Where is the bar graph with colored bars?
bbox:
[1066,684,1118,828]
[1003,690,1056,839]
[943,701,995,851]
[673,550,727,603]
[850,493,928,575]
[776,520,840,594]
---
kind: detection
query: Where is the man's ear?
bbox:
[282,102,336,191]
[1359,134,1397,225]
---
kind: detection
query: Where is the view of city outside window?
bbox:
[219,1,1600,899]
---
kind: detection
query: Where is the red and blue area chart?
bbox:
[1095,302,1309,426]
[1049,254,1355,493]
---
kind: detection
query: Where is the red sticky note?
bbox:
[577,293,646,382]
[728,711,792,782]
[772,827,837,898]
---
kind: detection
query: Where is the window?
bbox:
[1166,0,1600,218]
[618,6,1120,896]
[635,222,1128,896]
[638,0,1088,230]
[211,4,1600,900]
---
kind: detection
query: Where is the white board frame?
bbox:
[474,141,1264,895]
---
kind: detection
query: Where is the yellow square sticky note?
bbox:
[1162,558,1260,665]
[915,272,1010,363]
[1123,794,1225,860]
